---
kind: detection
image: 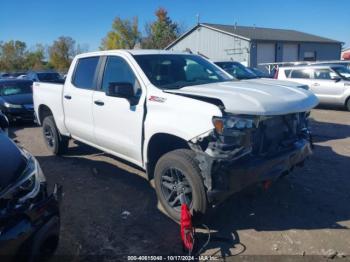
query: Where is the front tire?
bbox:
[154,149,207,222]
[346,98,350,111]
[42,116,68,155]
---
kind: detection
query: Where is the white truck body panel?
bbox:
[34,50,318,170]
[246,78,307,89]
[166,81,318,116]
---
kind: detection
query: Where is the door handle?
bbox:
[94,100,104,106]
[64,95,72,100]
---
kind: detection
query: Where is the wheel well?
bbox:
[146,133,189,180]
[38,105,53,124]
[346,96,350,106]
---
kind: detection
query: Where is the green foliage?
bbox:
[0,40,27,71]
[142,8,180,49]
[100,17,140,50]
[49,36,77,72]
[24,44,46,70]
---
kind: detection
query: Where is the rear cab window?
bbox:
[72,56,100,89]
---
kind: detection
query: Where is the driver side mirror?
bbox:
[106,82,139,106]
[106,82,135,99]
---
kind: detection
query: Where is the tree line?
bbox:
[0,8,182,73]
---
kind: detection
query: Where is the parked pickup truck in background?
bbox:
[33,50,318,221]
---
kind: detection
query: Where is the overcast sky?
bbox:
[1,0,349,51]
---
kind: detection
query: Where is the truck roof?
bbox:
[75,49,190,59]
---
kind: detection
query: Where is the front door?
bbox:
[311,68,345,104]
[92,55,145,165]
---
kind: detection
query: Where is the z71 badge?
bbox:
[148,96,167,103]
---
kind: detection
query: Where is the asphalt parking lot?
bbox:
[9,108,350,261]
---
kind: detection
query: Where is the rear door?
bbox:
[92,55,145,165]
[63,56,100,144]
[311,68,345,104]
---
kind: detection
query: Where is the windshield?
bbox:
[0,82,32,96]
[37,72,61,82]
[215,62,258,79]
[133,54,232,89]
[333,67,350,79]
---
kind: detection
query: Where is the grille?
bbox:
[251,114,302,156]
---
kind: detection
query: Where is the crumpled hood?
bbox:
[165,81,319,115]
[246,78,307,88]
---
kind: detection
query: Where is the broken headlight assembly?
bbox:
[206,115,259,159]
[0,149,46,210]
[212,115,257,135]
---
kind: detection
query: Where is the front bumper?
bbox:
[206,139,312,203]
[0,184,62,258]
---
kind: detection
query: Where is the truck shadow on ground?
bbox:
[8,121,36,140]
[35,152,183,260]
[310,118,350,143]
[32,118,350,259]
[195,119,350,257]
[192,141,350,258]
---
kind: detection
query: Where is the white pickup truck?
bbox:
[33,50,318,221]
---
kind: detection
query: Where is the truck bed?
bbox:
[33,82,66,131]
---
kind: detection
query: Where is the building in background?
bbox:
[342,47,350,60]
[166,23,342,70]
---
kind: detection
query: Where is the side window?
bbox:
[72,56,99,89]
[284,69,291,78]
[101,56,140,94]
[314,69,332,80]
[314,68,338,80]
[290,69,312,79]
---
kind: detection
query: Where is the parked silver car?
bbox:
[277,64,350,111]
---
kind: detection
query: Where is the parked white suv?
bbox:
[277,65,350,111]
[33,50,318,221]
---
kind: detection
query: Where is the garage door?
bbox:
[257,43,276,69]
[283,43,299,62]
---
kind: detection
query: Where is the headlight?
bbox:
[212,115,256,135]
[4,102,23,109]
[0,149,45,204]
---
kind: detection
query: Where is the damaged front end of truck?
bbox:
[188,112,313,204]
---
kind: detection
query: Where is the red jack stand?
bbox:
[180,195,194,253]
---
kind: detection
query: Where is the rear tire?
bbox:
[154,149,207,222]
[42,116,68,155]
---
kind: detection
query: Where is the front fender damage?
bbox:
[188,129,252,191]
[188,113,313,204]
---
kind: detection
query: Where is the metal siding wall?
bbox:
[299,43,342,61]
[168,26,251,64]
